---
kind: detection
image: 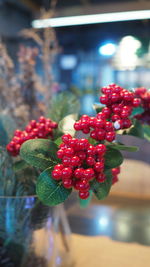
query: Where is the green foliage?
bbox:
[0,114,17,147]
[143,124,150,142]
[128,119,144,138]
[91,169,113,200]
[13,160,29,172]
[93,104,103,114]
[79,190,93,208]
[106,142,139,152]
[104,147,123,168]
[20,139,60,170]
[47,92,80,123]
[36,168,72,206]
[131,107,144,117]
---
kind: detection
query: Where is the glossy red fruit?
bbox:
[111,93,120,103]
[90,130,97,139]
[114,120,124,130]
[95,119,106,128]
[62,156,71,167]
[83,168,95,180]
[132,98,141,107]
[71,156,80,167]
[74,168,84,179]
[63,179,73,189]
[52,169,62,180]
[62,134,72,144]
[14,129,22,137]
[122,118,132,129]
[100,95,109,105]
[54,164,64,170]
[111,114,121,122]
[75,179,90,191]
[101,86,112,95]
[74,121,82,131]
[96,129,106,141]
[79,191,90,199]
[96,173,106,183]
[57,149,64,159]
[64,148,74,157]
[96,144,106,155]
[102,107,111,118]
[112,167,120,175]
[78,139,89,150]
[105,131,116,142]
[123,92,134,102]
[89,117,97,127]
[76,151,86,161]
[94,162,104,172]
[105,121,114,132]
[87,145,96,156]
[68,138,78,148]
[82,128,90,134]
[113,106,122,115]
[62,167,73,179]
[86,156,95,166]
[97,112,107,120]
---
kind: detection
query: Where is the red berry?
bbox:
[97,112,107,120]
[112,106,122,115]
[90,130,97,139]
[100,95,109,105]
[63,179,73,189]
[74,122,82,131]
[96,173,106,183]
[94,162,104,172]
[112,175,119,185]
[114,120,124,130]
[75,179,90,192]
[101,86,112,95]
[82,127,90,134]
[76,151,86,161]
[78,139,89,150]
[105,131,116,142]
[62,134,72,144]
[112,167,120,175]
[83,168,95,180]
[111,93,120,103]
[71,156,80,167]
[62,167,73,179]
[39,116,46,123]
[14,130,22,137]
[96,129,106,141]
[111,114,121,122]
[123,92,134,102]
[62,156,72,167]
[133,98,141,107]
[102,107,111,118]
[105,121,114,132]
[57,149,64,159]
[54,164,64,170]
[51,122,58,129]
[68,138,78,148]
[86,156,95,166]
[89,117,97,127]
[122,118,132,129]
[79,191,90,199]
[64,148,74,157]
[25,125,32,133]
[96,144,106,155]
[74,168,84,179]
[87,145,96,156]
[52,169,62,180]
[95,119,106,128]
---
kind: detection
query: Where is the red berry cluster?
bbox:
[7,116,58,156]
[52,134,107,199]
[74,114,116,142]
[135,87,150,125]
[74,84,141,141]
[112,167,120,185]
[100,84,141,130]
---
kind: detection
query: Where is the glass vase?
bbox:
[0,196,74,267]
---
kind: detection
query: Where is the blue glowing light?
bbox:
[99,43,117,56]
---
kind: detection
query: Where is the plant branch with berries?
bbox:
[6,84,150,206]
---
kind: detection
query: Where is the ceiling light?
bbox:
[99,43,117,56]
[32,10,150,28]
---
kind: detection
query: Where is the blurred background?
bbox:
[0,0,150,262]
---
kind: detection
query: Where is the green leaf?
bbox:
[79,190,93,208]
[13,160,29,172]
[88,137,97,145]
[143,124,150,142]
[128,119,144,138]
[36,168,72,206]
[106,142,139,152]
[105,147,123,168]
[91,169,113,200]
[20,139,60,170]
[58,114,78,136]
[131,107,144,117]
[54,137,62,146]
